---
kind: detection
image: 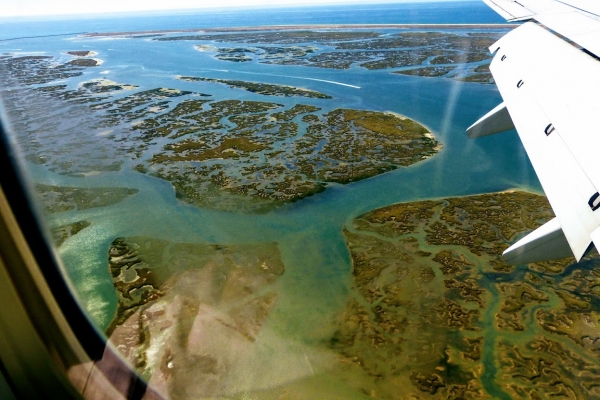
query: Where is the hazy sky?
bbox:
[2,0,462,18]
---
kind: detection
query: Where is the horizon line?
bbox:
[0,0,480,20]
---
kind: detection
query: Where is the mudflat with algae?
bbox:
[99,190,600,399]
[334,191,600,398]
[0,28,506,214]
[33,183,138,247]
[106,237,285,399]
[6,26,592,399]
[1,50,439,213]
[162,29,504,82]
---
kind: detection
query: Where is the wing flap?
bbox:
[490,22,600,260]
[484,0,600,58]
[483,0,535,21]
[494,23,600,196]
[503,217,572,264]
[466,102,515,138]
[590,226,600,254]
[535,11,600,58]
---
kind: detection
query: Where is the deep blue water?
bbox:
[0,1,504,40]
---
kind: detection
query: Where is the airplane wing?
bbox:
[467,0,600,265]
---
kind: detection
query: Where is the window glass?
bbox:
[2,1,598,398]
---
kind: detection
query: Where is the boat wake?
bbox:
[288,76,360,89]
[201,69,360,89]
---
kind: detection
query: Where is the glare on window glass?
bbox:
[1,0,597,398]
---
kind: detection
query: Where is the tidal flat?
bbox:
[4,25,591,399]
[334,191,600,398]
[34,183,139,213]
[178,76,332,98]
[99,190,600,398]
[33,183,138,246]
[159,29,506,82]
[0,42,441,213]
[106,237,285,398]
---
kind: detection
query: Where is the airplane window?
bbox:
[2,0,599,398]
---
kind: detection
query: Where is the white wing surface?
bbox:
[469,1,600,264]
[484,0,600,56]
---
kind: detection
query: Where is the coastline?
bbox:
[81,23,518,37]
[8,13,587,397]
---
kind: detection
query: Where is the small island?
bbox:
[79,78,139,93]
[394,66,455,77]
[34,184,139,213]
[143,105,439,212]
[178,76,332,98]
[65,50,98,57]
[64,50,102,67]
